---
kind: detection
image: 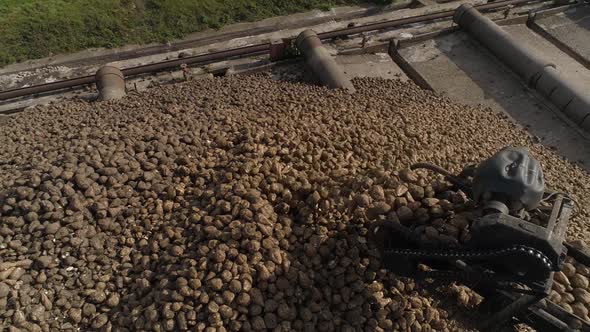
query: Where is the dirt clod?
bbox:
[1,75,589,331]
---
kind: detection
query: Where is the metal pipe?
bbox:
[454,4,590,131]
[0,0,541,102]
[454,4,548,84]
[296,29,356,93]
[95,66,126,101]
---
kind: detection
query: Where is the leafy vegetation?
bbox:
[0,0,393,67]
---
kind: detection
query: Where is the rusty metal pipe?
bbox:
[454,4,590,131]
[296,30,356,93]
[95,66,126,101]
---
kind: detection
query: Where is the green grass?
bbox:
[0,0,393,67]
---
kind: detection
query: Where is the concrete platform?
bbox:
[535,6,590,65]
[399,32,590,171]
[502,24,590,90]
[336,53,409,81]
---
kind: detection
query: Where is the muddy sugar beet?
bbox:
[0,74,589,331]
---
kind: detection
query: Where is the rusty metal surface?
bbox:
[0,44,269,101]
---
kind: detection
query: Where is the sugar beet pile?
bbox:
[1,75,589,331]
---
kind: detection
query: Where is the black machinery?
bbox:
[371,146,580,330]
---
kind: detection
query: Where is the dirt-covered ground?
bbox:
[0,75,589,331]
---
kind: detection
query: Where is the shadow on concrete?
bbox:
[532,6,590,68]
[425,32,590,172]
[564,5,590,32]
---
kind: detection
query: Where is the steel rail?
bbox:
[0,45,269,101]
[297,0,543,41]
[0,0,543,101]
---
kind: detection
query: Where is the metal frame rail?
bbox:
[475,244,590,331]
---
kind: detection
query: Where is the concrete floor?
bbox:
[535,6,590,65]
[336,53,409,81]
[502,24,590,89]
[399,31,590,172]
